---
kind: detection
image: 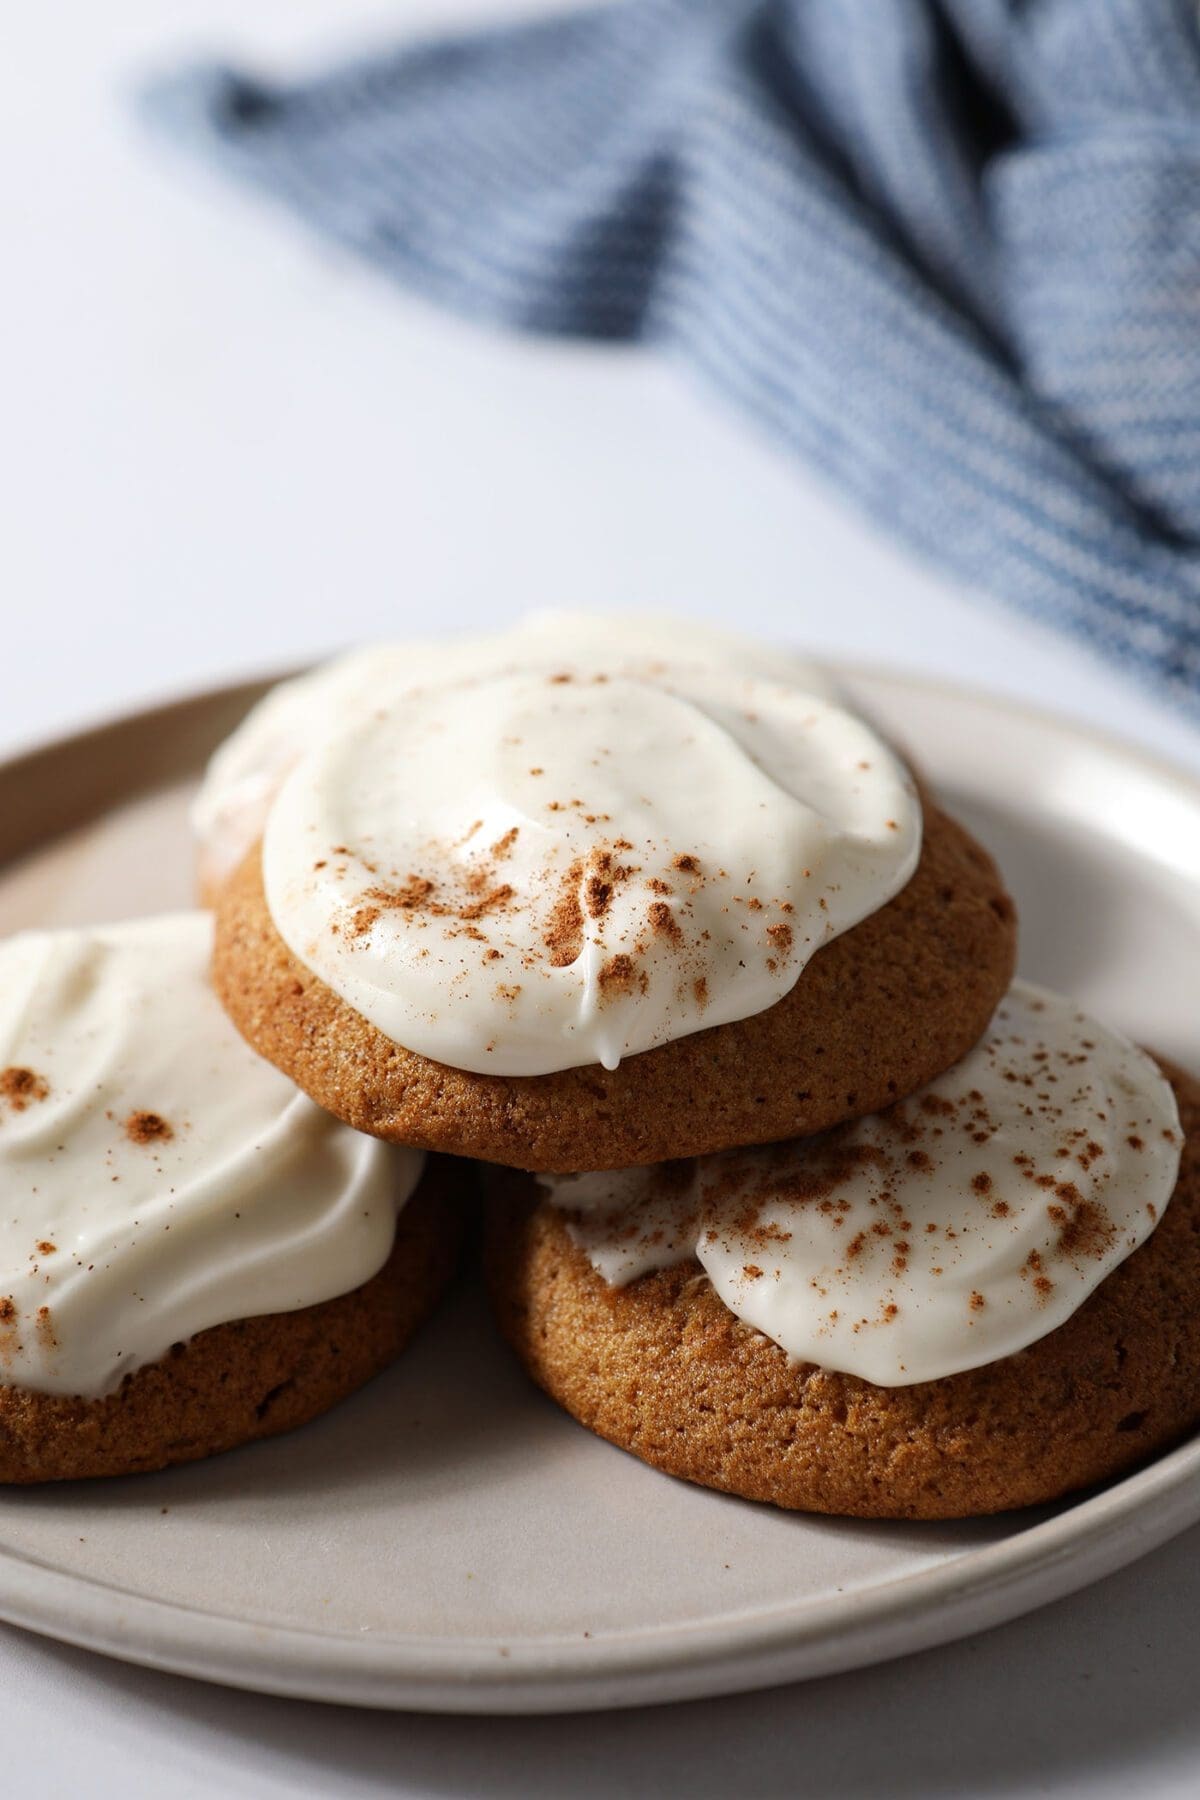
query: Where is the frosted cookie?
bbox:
[0,913,461,1482]
[487,983,1195,1517]
[193,610,842,901]
[212,650,1014,1169]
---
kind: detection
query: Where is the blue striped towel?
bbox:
[144,0,1200,711]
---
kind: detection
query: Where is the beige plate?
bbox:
[0,670,1198,1714]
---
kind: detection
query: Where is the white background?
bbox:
[3,3,1200,1795]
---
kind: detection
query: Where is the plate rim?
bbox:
[0,663,1198,1714]
[0,1424,1198,1713]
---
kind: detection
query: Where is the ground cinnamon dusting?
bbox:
[647,900,682,944]
[125,1111,174,1146]
[353,867,514,937]
[360,874,435,918]
[458,882,515,922]
[586,874,613,920]
[1049,1191,1117,1260]
[545,860,586,967]
[350,904,381,938]
[598,954,644,995]
[0,1068,49,1111]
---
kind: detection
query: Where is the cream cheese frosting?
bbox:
[542,982,1183,1385]
[193,611,842,888]
[260,656,920,1076]
[0,913,422,1398]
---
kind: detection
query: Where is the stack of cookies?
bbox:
[0,613,1196,1517]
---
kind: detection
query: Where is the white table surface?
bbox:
[4,3,1200,1794]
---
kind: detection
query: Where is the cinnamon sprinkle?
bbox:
[647,900,682,944]
[354,870,513,935]
[0,1068,49,1111]
[124,1111,174,1146]
[598,954,646,995]
[545,859,585,968]
[585,875,613,920]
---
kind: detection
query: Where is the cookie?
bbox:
[0,911,460,1479]
[0,1158,463,1484]
[484,1064,1200,1520]
[212,799,1017,1172]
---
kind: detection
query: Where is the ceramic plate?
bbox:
[0,668,1197,1715]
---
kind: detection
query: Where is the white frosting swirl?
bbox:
[193,611,842,889]
[260,658,919,1076]
[0,913,422,1398]
[543,983,1182,1385]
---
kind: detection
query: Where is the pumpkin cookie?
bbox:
[0,912,463,1481]
[0,1159,462,1484]
[486,988,1195,1518]
[213,798,1016,1172]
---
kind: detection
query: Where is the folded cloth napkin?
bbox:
[144,0,1200,710]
